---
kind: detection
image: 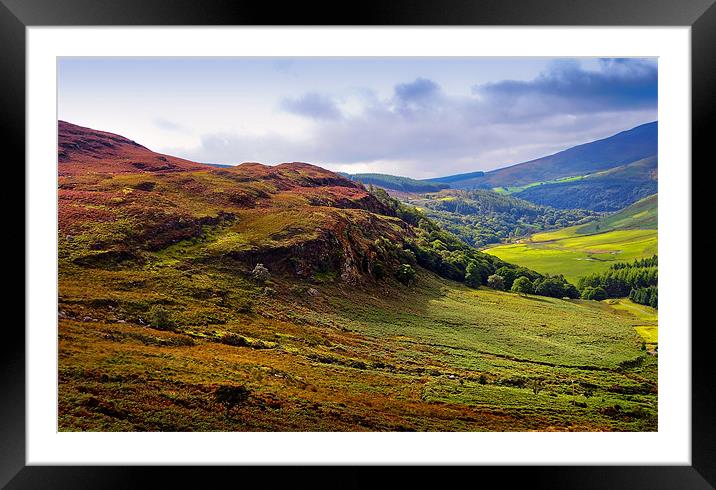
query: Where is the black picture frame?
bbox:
[4,0,714,487]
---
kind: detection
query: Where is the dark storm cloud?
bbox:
[473,58,657,119]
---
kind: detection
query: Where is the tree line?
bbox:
[370,187,578,299]
[577,255,658,308]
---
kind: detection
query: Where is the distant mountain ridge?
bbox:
[430,121,657,189]
[342,173,449,193]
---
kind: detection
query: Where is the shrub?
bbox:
[220,333,250,347]
[147,304,172,330]
[487,274,505,291]
[373,262,386,280]
[395,264,416,285]
[237,299,254,314]
[215,385,251,417]
[251,263,270,282]
[511,276,533,295]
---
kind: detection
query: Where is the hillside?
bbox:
[431,122,657,188]
[512,156,658,211]
[427,122,657,211]
[59,120,206,175]
[573,193,657,234]
[407,189,598,248]
[57,122,656,432]
[485,194,658,283]
[343,172,449,193]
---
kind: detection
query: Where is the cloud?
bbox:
[395,78,440,101]
[171,61,657,177]
[473,58,657,121]
[153,118,190,133]
[280,92,342,120]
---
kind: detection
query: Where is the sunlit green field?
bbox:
[484,228,657,284]
[603,299,658,348]
[492,174,587,195]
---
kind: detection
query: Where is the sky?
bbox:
[58,57,657,179]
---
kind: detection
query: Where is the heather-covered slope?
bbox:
[59,120,207,174]
[57,122,656,432]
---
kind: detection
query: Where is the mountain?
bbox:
[512,156,658,211]
[428,122,657,210]
[424,170,484,184]
[58,120,206,175]
[342,172,449,193]
[57,122,656,432]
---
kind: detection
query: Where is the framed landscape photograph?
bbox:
[7,0,714,487]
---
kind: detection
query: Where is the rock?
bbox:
[306,288,320,297]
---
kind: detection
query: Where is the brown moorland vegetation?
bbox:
[58,121,657,432]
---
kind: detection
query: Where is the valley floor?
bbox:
[59,268,657,432]
[484,227,657,284]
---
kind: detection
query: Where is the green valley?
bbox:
[484,195,657,283]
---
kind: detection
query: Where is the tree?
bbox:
[581,286,607,301]
[590,286,607,301]
[563,283,580,299]
[487,274,505,291]
[464,261,483,288]
[495,266,517,289]
[251,263,270,282]
[511,276,533,296]
[215,385,251,418]
[534,275,569,298]
[528,378,544,395]
[395,263,416,285]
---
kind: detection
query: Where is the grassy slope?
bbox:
[59,267,656,432]
[484,195,657,283]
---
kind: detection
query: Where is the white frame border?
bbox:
[26,26,691,465]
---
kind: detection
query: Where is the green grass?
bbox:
[575,194,657,234]
[492,175,588,195]
[634,326,658,344]
[484,195,657,283]
[59,265,657,432]
[484,229,657,284]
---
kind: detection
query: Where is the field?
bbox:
[59,269,657,432]
[484,195,657,283]
[492,174,588,195]
[484,229,657,284]
[605,298,658,351]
